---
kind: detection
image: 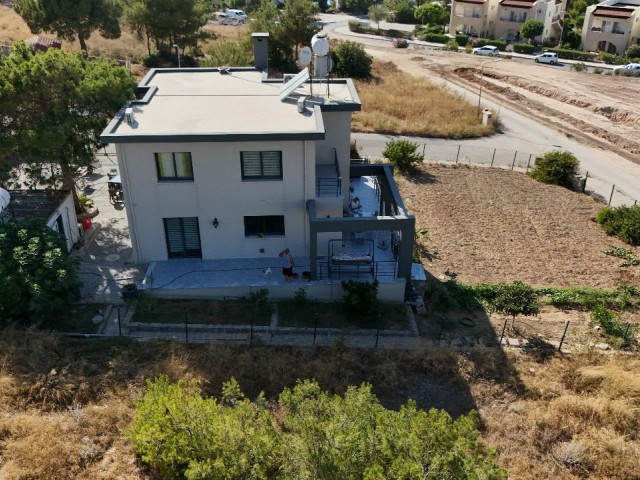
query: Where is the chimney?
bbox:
[252,32,269,74]
[125,107,134,125]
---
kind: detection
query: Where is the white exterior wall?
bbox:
[316,110,353,210]
[47,191,80,252]
[117,140,316,263]
[582,5,639,53]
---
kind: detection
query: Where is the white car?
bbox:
[612,63,640,76]
[534,52,559,65]
[225,9,247,22]
[472,45,500,56]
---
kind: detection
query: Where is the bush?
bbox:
[392,2,417,23]
[590,304,624,337]
[331,41,372,79]
[393,38,409,48]
[513,43,535,54]
[489,281,540,322]
[625,44,640,60]
[382,139,424,173]
[572,62,587,72]
[455,34,469,46]
[465,43,472,54]
[471,38,507,51]
[528,150,579,188]
[545,47,598,61]
[341,280,379,316]
[444,40,459,51]
[598,52,627,65]
[597,205,640,246]
[593,67,604,74]
[419,32,448,44]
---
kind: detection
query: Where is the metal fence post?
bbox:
[511,152,517,170]
[375,329,380,348]
[456,145,461,164]
[525,154,532,173]
[491,148,496,167]
[498,318,507,346]
[184,312,188,342]
[422,143,426,156]
[609,184,615,206]
[623,323,631,341]
[117,306,122,336]
[558,321,569,352]
[583,171,588,193]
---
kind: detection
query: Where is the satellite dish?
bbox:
[298,46,312,66]
[311,33,329,57]
[0,188,10,212]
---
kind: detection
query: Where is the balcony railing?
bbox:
[499,16,526,23]
[315,148,342,197]
[592,26,626,34]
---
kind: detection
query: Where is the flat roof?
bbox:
[101,68,361,144]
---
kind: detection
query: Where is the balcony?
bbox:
[500,15,527,22]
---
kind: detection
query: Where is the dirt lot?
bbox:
[366,47,640,162]
[398,164,640,344]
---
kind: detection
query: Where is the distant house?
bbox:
[0,189,81,252]
[449,0,566,43]
[581,0,640,54]
[25,36,62,52]
[101,33,416,301]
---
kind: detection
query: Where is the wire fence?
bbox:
[416,143,639,208]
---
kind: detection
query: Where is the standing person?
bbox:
[279,248,295,281]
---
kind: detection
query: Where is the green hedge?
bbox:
[513,43,534,54]
[418,32,448,43]
[545,47,598,61]
[348,21,411,39]
[472,38,507,51]
[598,52,629,65]
[455,34,469,47]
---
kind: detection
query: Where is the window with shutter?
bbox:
[163,217,202,258]
[241,151,282,180]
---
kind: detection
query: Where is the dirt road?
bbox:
[363,46,640,162]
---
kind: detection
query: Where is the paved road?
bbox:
[318,15,640,203]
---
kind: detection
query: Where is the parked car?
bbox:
[225,9,246,22]
[534,52,559,65]
[612,63,640,76]
[472,45,499,56]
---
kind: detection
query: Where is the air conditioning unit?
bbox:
[124,107,134,125]
[283,74,296,83]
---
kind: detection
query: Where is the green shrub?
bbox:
[625,44,640,60]
[341,280,379,316]
[419,32,448,43]
[471,38,507,51]
[455,34,469,46]
[598,52,627,65]
[513,43,535,54]
[528,150,579,188]
[591,304,624,337]
[465,43,472,54]
[602,246,640,266]
[393,38,409,48]
[392,2,417,23]
[489,281,540,321]
[593,67,604,74]
[331,40,373,79]
[383,139,424,173]
[572,62,586,72]
[545,47,598,61]
[597,205,640,246]
[244,288,271,317]
[444,40,459,51]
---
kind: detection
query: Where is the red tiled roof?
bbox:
[500,0,536,8]
[456,0,485,4]
[592,6,633,18]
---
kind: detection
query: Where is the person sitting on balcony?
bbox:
[349,197,362,216]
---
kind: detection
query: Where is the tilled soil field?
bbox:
[398,164,640,289]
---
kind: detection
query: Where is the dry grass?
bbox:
[1,330,639,479]
[353,61,496,138]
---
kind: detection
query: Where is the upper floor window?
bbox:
[155,152,193,180]
[244,215,285,237]
[241,151,282,180]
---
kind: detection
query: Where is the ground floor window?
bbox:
[164,217,202,258]
[244,215,285,237]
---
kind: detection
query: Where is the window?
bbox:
[244,216,285,237]
[155,152,193,180]
[241,151,282,180]
[163,217,202,258]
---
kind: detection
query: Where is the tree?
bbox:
[368,4,388,30]
[0,218,81,325]
[280,0,320,59]
[0,43,136,207]
[128,376,508,479]
[490,281,540,326]
[415,2,447,27]
[331,41,372,79]
[382,139,424,173]
[201,39,254,67]
[15,0,122,53]
[123,0,213,56]
[528,150,579,188]
[344,0,376,14]
[249,0,296,73]
[520,19,544,43]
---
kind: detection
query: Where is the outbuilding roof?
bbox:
[592,6,634,17]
